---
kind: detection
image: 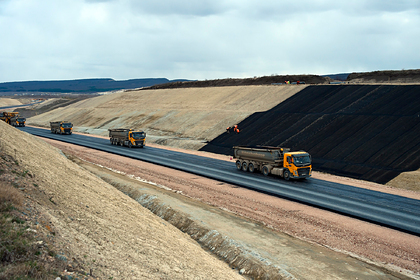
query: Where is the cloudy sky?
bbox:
[1,0,419,83]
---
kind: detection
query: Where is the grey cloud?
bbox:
[127,0,229,16]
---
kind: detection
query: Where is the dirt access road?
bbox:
[41,135,420,280]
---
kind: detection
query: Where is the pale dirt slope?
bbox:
[0,98,23,107]
[27,85,306,149]
[0,121,245,280]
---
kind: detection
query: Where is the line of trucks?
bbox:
[47,123,147,149]
[2,112,311,180]
[47,121,147,148]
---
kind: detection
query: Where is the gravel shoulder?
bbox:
[41,135,420,280]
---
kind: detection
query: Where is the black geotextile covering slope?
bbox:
[200,85,420,184]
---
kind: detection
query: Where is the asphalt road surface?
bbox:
[18,126,420,236]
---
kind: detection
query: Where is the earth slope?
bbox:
[0,121,245,279]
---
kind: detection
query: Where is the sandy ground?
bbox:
[0,98,23,107]
[0,121,246,280]
[37,133,420,279]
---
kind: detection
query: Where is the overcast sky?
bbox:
[1,0,419,83]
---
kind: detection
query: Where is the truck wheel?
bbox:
[236,160,242,171]
[248,163,255,173]
[110,138,114,144]
[128,142,132,148]
[262,166,269,176]
[283,170,290,181]
[120,141,124,147]
[242,162,248,172]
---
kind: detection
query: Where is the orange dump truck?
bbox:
[1,112,20,125]
[50,121,73,135]
[233,146,312,180]
[109,128,146,148]
[10,115,26,127]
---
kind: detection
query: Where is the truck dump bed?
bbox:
[233,146,289,164]
[108,128,131,138]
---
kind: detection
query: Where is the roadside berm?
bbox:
[0,121,246,279]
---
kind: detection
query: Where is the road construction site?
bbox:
[1,82,420,279]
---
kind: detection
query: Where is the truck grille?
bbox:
[298,168,310,177]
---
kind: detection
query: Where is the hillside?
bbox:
[0,78,190,95]
[347,69,420,83]
[0,120,245,279]
[146,74,328,89]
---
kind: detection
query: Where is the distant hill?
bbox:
[322,73,350,81]
[145,74,329,90]
[0,78,191,95]
[346,69,420,83]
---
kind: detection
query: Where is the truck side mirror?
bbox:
[287,156,291,164]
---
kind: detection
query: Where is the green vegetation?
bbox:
[0,181,64,279]
[0,149,69,280]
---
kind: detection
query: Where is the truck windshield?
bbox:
[62,123,72,128]
[131,132,145,139]
[17,118,26,122]
[292,155,311,166]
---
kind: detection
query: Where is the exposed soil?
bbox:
[16,95,96,119]
[27,85,306,150]
[0,98,23,107]
[38,132,420,279]
[0,121,246,280]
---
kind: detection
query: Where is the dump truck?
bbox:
[233,145,312,180]
[50,121,73,135]
[10,115,26,127]
[109,128,146,148]
[1,112,20,125]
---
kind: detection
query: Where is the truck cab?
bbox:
[129,131,146,147]
[12,117,26,127]
[283,151,312,180]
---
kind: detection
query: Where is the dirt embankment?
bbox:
[0,121,246,280]
[0,98,23,107]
